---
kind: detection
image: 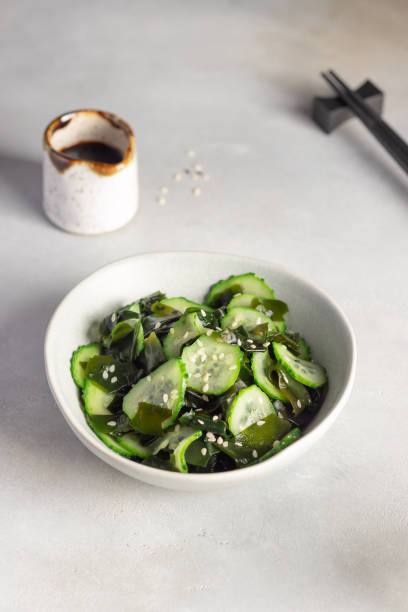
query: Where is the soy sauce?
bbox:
[60,141,123,164]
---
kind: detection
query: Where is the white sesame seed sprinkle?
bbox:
[147,375,152,382]
[202,395,209,402]
[201,354,207,363]
[219,353,224,359]
[203,383,209,393]
[197,419,205,425]
[201,447,208,456]
[194,373,201,378]
[154,321,161,330]
[203,373,210,382]
[223,441,229,448]
[163,393,169,403]
[252,450,258,458]
[263,342,270,347]
[203,173,210,181]
[107,421,116,426]
[256,318,262,325]
[229,365,237,370]
[173,172,182,182]
[257,420,265,426]
[231,321,238,328]
[194,163,203,171]
[187,149,196,158]
[197,340,203,347]
[206,329,213,336]
[111,376,118,384]
[109,365,115,373]
[160,186,168,194]
[235,441,243,447]
[157,196,166,205]
[200,309,206,317]
[102,370,109,380]
[250,344,257,349]
[296,400,302,408]
[192,187,202,197]
[206,432,216,442]
[111,313,116,323]
[183,331,189,339]
[237,338,242,346]
[212,415,219,421]
[212,354,218,361]
[217,436,223,445]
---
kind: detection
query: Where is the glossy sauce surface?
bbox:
[60,141,123,164]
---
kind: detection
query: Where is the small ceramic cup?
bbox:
[43,109,138,234]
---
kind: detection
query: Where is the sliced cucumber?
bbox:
[70,343,101,388]
[115,432,151,458]
[205,273,275,307]
[235,412,291,454]
[221,307,278,336]
[273,343,327,388]
[160,297,212,314]
[227,385,275,435]
[297,337,311,360]
[171,429,203,473]
[122,358,187,428]
[181,334,243,395]
[228,294,286,332]
[94,432,135,457]
[251,351,285,401]
[163,312,206,359]
[83,379,115,416]
[124,301,140,315]
[110,318,144,358]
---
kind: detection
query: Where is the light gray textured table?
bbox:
[1,2,407,611]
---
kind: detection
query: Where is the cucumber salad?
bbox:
[70,273,328,473]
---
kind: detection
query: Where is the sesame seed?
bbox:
[203,173,210,181]
[102,370,109,380]
[169,327,175,334]
[250,344,257,350]
[197,419,205,425]
[212,415,219,421]
[201,354,207,362]
[203,373,210,382]
[192,187,202,197]
[233,293,242,298]
[202,395,209,402]
[183,331,189,339]
[201,447,208,456]
[111,376,118,384]
[200,309,206,317]
[237,339,242,346]
[235,442,243,447]
[273,440,280,449]
[173,172,182,182]
[147,375,152,382]
[216,327,222,332]
[203,383,209,393]
[206,329,213,336]
[111,313,116,323]
[263,342,270,347]
[256,305,263,312]
[223,441,229,448]
[219,353,224,359]
[257,420,265,426]
[193,373,201,378]
[193,163,203,171]
[187,149,196,158]
[154,321,161,330]
[256,318,262,325]
[229,365,237,370]
[231,321,238,328]
[217,436,223,445]
[252,450,258,458]
[160,186,168,194]
[206,432,216,442]
[163,393,169,403]
[212,354,218,361]
[197,340,203,347]
[157,196,166,205]
[109,365,115,373]
[296,400,302,408]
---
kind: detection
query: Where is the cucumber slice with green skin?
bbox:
[163,312,206,359]
[205,273,275,308]
[114,432,151,458]
[110,318,144,358]
[95,432,135,457]
[277,365,311,415]
[171,429,203,473]
[221,307,278,336]
[235,412,291,454]
[125,301,140,315]
[160,297,213,314]
[251,351,286,401]
[143,332,166,372]
[228,294,286,332]
[181,334,243,395]
[297,337,311,360]
[256,428,301,463]
[83,379,115,416]
[70,343,101,389]
[227,385,276,435]
[273,343,327,388]
[122,358,187,429]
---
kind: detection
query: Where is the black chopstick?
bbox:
[321,70,408,174]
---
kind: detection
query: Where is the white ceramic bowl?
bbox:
[44,252,356,491]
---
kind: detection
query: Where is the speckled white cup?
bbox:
[43,109,138,234]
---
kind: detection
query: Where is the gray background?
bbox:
[1,1,407,610]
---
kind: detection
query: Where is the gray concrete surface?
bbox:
[1,1,407,610]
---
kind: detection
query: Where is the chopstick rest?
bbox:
[313,80,384,134]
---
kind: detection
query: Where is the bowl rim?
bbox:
[44,251,357,485]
